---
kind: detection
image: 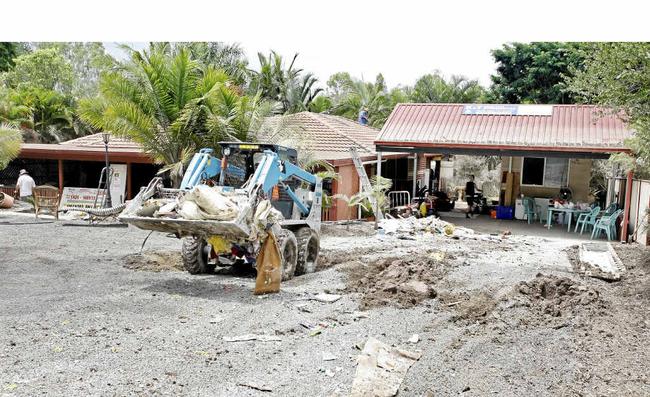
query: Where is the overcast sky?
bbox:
[7,0,649,90]
[105,38,501,89]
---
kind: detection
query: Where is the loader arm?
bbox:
[247,150,319,215]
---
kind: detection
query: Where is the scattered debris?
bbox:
[237,382,272,392]
[322,352,337,361]
[350,337,422,397]
[223,334,282,342]
[325,369,335,377]
[576,242,625,281]
[407,334,420,344]
[311,293,342,303]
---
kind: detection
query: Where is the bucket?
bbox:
[0,192,14,209]
[490,209,497,219]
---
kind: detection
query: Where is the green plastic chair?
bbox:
[522,197,540,224]
[603,202,618,216]
[591,209,623,240]
[574,206,600,234]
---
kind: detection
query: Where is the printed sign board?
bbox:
[59,164,128,210]
[59,187,106,210]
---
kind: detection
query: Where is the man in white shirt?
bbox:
[16,169,36,200]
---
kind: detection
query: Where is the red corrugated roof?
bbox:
[376,104,633,153]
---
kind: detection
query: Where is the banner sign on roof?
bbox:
[463,104,553,116]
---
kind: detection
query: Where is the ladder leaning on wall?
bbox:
[349,147,384,221]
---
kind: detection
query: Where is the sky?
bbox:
[5,0,650,90]
[105,38,501,89]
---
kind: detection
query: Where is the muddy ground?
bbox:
[1,214,649,396]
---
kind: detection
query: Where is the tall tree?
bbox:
[410,73,486,103]
[489,42,590,104]
[180,42,249,85]
[330,73,399,128]
[1,47,74,94]
[79,43,273,186]
[250,51,322,114]
[568,42,650,174]
[37,42,116,99]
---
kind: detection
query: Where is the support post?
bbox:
[412,154,417,199]
[57,159,63,194]
[126,162,132,200]
[621,170,633,243]
[375,152,382,230]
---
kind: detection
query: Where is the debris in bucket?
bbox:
[349,337,421,397]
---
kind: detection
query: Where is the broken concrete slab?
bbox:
[578,242,626,281]
[350,337,422,397]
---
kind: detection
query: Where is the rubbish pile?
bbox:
[135,185,249,221]
[129,185,283,241]
[378,216,471,238]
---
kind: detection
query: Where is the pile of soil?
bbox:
[515,274,600,317]
[343,256,445,309]
[123,251,184,272]
[438,291,498,324]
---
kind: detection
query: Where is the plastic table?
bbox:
[546,207,589,232]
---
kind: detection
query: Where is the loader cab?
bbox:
[218,142,304,220]
[218,142,298,182]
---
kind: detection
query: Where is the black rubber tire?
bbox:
[181,236,216,274]
[276,229,298,281]
[295,227,320,275]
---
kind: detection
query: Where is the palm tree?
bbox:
[410,73,486,103]
[0,123,22,169]
[250,51,322,114]
[80,43,272,187]
[331,74,396,128]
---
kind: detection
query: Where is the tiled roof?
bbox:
[258,112,380,161]
[377,104,633,153]
[60,133,143,151]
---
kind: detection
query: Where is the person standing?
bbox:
[16,169,36,201]
[465,175,480,219]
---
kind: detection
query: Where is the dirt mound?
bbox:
[516,274,599,317]
[438,291,497,323]
[344,256,447,309]
[124,251,184,272]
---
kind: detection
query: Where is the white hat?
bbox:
[19,169,28,175]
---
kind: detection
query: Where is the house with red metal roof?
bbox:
[376,103,636,240]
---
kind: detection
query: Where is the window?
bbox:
[521,157,569,187]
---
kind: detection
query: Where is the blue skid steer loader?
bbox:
[119,142,322,291]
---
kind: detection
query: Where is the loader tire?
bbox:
[276,229,298,281]
[295,227,320,275]
[181,237,215,274]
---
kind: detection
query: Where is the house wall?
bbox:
[500,156,593,202]
[330,163,360,221]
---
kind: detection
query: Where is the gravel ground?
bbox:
[1,214,649,396]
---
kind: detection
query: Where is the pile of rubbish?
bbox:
[378,216,472,238]
[135,185,249,221]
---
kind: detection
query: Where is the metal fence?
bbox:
[388,190,411,210]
